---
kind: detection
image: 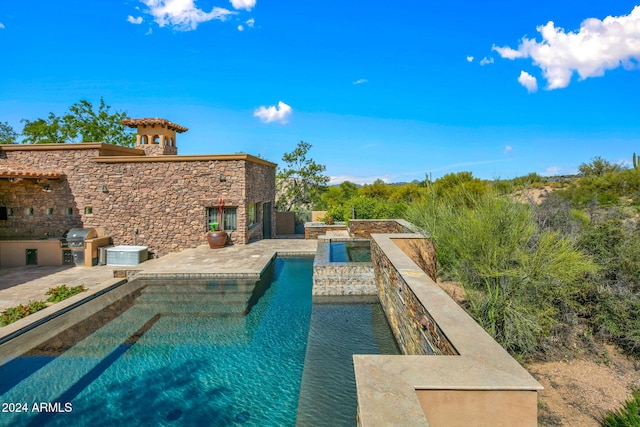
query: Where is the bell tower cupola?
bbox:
[122,118,188,156]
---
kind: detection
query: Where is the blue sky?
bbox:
[1,1,639,184]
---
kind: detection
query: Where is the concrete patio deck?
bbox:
[0,239,317,311]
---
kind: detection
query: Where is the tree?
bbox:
[21,113,68,144]
[578,156,622,176]
[276,141,329,212]
[360,179,393,200]
[21,98,135,146]
[0,121,18,144]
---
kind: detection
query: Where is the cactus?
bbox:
[634,152,639,170]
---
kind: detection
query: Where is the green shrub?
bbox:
[1,285,87,327]
[573,213,640,357]
[602,390,640,427]
[595,292,640,356]
[1,301,48,326]
[334,195,406,221]
[559,168,640,208]
[406,190,597,356]
[45,285,86,303]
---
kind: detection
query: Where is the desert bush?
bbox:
[578,217,640,356]
[429,171,490,207]
[533,193,584,242]
[560,168,640,208]
[406,190,596,356]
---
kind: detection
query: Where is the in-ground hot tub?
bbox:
[106,246,148,266]
[313,238,376,296]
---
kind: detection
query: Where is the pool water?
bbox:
[297,300,400,426]
[329,242,372,263]
[0,257,397,426]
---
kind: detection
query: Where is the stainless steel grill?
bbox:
[60,228,97,265]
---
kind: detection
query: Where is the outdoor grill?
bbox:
[61,228,97,265]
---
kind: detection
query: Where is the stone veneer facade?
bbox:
[0,144,276,257]
[370,236,458,356]
[348,219,407,238]
[312,238,376,295]
[305,219,415,240]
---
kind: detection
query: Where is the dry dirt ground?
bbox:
[437,280,640,426]
[529,344,640,426]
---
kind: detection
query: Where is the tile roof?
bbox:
[0,158,63,179]
[122,118,188,133]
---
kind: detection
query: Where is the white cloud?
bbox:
[518,70,538,93]
[504,145,513,154]
[466,56,474,62]
[127,15,144,24]
[353,78,368,85]
[480,56,494,66]
[238,18,254,31]
[141,0,236,31]
[492,45,522,60]
[253,101,292,124]
[493,5,640,89]
[230,0,256,11]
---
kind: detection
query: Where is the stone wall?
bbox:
[0,145,275,257]
[0,178,81,239]
[348,220,404,238]
[305,219,417,240]
[371,236,457,355]
[245,161,276,242]
[312,240,376,295]
[304,223,348,239]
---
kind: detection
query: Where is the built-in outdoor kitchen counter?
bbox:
[0,228,110,267]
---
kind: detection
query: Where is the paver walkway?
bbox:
[0,239,317,311]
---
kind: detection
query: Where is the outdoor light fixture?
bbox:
[42,185,51,192]
[219,172,226,182]
[101,184,108,193]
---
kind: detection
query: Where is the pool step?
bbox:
[140,281,257,294]
[133,300,250,315]
[137,292,251,304]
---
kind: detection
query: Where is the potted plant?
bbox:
[207,221,227,249]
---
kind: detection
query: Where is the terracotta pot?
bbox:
[207,230,228,248]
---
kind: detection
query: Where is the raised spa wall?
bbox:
[312,237,376,296]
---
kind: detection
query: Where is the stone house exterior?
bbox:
[0,118,276,260]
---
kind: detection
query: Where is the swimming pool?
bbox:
[0,257,397,426]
